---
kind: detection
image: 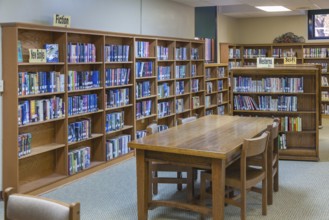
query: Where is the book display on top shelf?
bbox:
[1,22,205,194]
[231,66,319,161]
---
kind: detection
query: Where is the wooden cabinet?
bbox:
[204,63,230,115]
[1,23,205,193]
[231,66,319,161]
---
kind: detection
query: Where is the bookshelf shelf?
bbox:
[231,66,319,161]
[19,143,66,159]
[2,22,205,194]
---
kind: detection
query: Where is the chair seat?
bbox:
[226,165,266,188]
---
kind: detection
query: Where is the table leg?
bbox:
[136,150,149,220]
[212,159,225,220]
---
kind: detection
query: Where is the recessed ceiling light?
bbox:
[255,6,291,12]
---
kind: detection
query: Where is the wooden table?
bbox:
[128,115,273,220]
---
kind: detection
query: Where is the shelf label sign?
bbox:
[284,57,297,64]
[29,49,46,63]
[53,14,71,28]
[257,57,274,68]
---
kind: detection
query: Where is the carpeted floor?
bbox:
[2,119,329,220]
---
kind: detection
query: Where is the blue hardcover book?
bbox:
[18,40,23,63]
[45,44,59,63]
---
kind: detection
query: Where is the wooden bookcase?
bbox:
[220,42,329,122]
[1,22,205,194]
[231,66,319,161]
[204,63,230,115]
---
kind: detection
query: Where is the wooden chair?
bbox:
[200,131,270,220]
[4,187,80,220]
[148,120,195,200]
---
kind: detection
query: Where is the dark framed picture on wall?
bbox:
[308,9,329,39]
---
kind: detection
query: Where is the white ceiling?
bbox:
[171,0,329,17]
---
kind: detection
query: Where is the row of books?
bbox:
[321,91,329,101]
[157,46,169,61]
[218,80,224,91]
[192,96,200,109]
[106,135,131,161]
[176,81,185,95]
[135,41,150,58]
[243,48,268,58]
[105,111,124,133]
[18,133,32,158]
[229,48,241,59]
[18,96,65,125]
[68,146,91,175]
[176,98,184,113]
[136,81,151,98]
[18,71,65,96]
[233,77,304,93]
[303,48,329,58]
[136,100,152,118]
[191,48,200,60]
[158,83,170,98]
[278,134,287,150]
[228,61,242,70]
[205,94,225,107]
[191,64,197,77]
[68,119,92,143]
[233,95,298,111]
[136,61,154,78]
[158,101,171,118]
[67,70,101,91]
[322,76,329,86]
[104,44,130,62]
[321,103,329,114]
[67,43,96,63]
[191,79,199,93]
[105,68,131,86]
[175,65,187,78]
[175,47,188,60]
[68,94,98,116]
[106,88,130,108]
[272,48,297,58]
[218,106,226,115]
[279,116,302,132]
[205,96,213,107]
[158,66,171,80]
[206,82,214,93]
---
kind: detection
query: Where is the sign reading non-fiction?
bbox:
[284,57,297,64]
[257,57,274,68]
[29,49,47,63]
[53,14,71,28]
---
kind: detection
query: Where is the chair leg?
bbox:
[177,172,183,191]
[262,177,267,216]
[267,167,273,205]
[274,165,279,192]
[153,171,158,195]
[241,187,246,220]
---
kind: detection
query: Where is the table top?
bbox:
[128,115,273,159]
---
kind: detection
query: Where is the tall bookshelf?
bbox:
[204,63,230,115]
[231,66,319,161]
[220,42,329,122]
[1,22,205,194]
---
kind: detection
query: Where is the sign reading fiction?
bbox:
[257,57,274,68]
[53,14,71,28]
[284,57,297,64]
[29,49,47,63]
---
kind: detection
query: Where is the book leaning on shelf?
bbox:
[18,133,32,158]
[45,44,59,63]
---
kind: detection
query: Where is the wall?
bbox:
[0,0,194,191]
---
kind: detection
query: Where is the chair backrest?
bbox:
[4,187,80,220]
[244,131,270,158]
[177,116,197,125]
[267,118,280,153]
[146,123,159,135]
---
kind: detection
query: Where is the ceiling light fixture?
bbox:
[255,6,291,12]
